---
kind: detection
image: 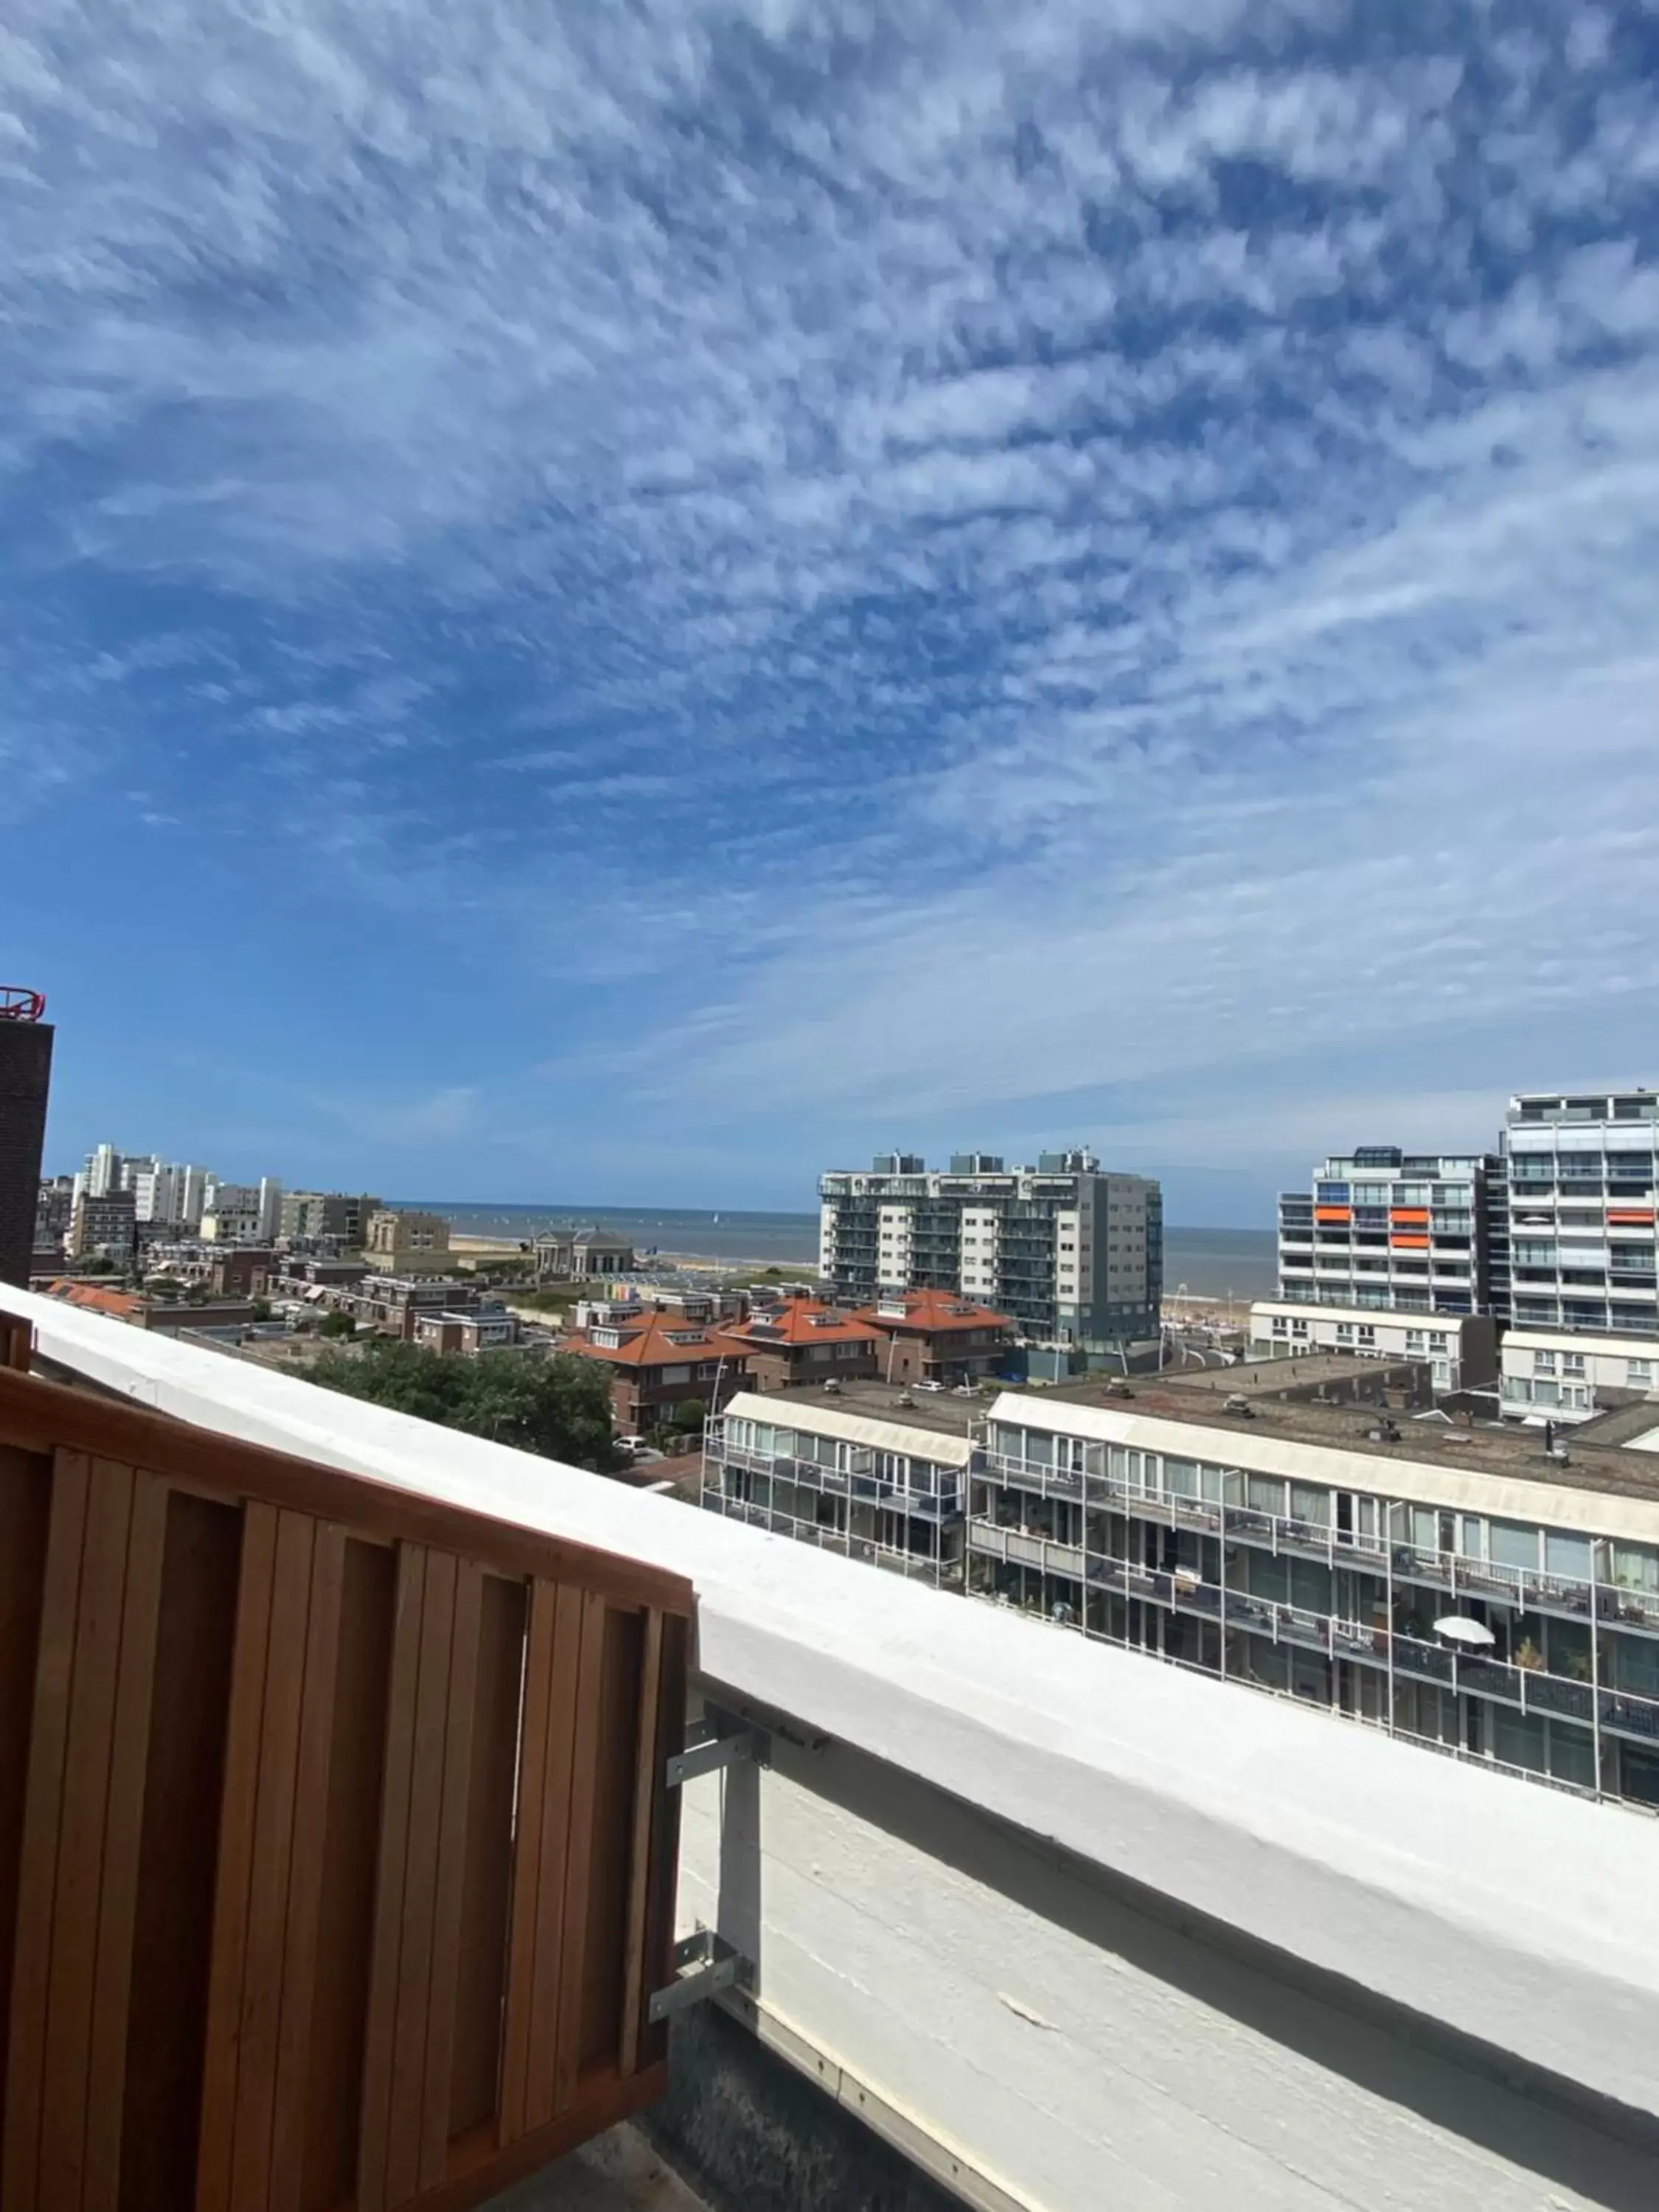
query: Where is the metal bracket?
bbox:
[665,1708,770,1788]
[648,1927,752,2023]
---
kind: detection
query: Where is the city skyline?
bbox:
[7,4,1659,1218]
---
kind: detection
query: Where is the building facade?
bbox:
[1277,1147,1495,1316]
[0,1009,53,1290]
[364,1207,451,1273]
[533,1228,636,1279]
[1502,1091,1659,1337]
[715,1297,883,1391]
[703,1385,974,1587]
[970,1387,1659,1809]
[853,1288,1015,1385]
[68,1187,136,1260]
[560,1309,748,1434]
[819,1150,1161,1349]
[1498,1327,1659,1425]
[1248,1301,1498,1398]
[279,1190,383,1246]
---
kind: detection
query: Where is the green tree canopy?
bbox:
[308,1342,622,1474]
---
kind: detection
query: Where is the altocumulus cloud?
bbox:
[3,0,1659,1200]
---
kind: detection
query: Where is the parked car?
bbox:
[616,1433,650,1453]
[915,1378,945,1393]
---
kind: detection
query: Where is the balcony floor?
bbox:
[486,2125,711,2211]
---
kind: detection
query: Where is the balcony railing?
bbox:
[983,1453,1659,1637]
[707,1440,962,1520]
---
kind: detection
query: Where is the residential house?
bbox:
[560,1309,747,1434]
[715,1296,883,1393]
[855,1287,1015,1385]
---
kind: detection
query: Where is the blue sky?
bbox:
[4,1,1659,1227]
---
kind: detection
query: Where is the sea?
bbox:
[403,1200,1278,1300]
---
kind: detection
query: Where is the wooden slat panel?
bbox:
[38,1459,136,2212]
[577,1607,644,2077]
[618,1610,666,2079]
[417,1557,482,2191]
[447,1573,526,2143]
[524,1584,584,2132]
[1,1448,90,2212]
[82,1469,170,2212]
[302,1538,395,2212]
[552,1590,609,2114]
[383,1549,456,2206]
[0,1442,52,2115]
[269,1520,346,2212]
[197,1500,279,2212]
[498,1576,557,2143]
[228,1511,317,2212]
[120,1491,243,2212]
[356,1544,428,2212]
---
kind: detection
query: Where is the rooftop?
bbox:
[738,1374,984,1441]
[1007,1370,1659,1506]
[854,1287,1012,1334]
[563,1312,738,1369]
[720,1297,882,1349]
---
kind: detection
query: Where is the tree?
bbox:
[250,1297,272,1322]
[308,1343,623,1473]
[319,1310,356,1340]
[669,1399,708,1438]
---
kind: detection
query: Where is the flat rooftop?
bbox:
[1008,1372,1659,1504]
[740,1375,987,1441]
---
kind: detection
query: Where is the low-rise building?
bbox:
[534,1226,636,1279]
[1498,1326,1659,1425]
[411,1302,521,1355]
[714,1295,883,1392]
[560,1310,747,1435]
[1248,1300,1497,1398]
[364,1207,452,1273]
[703,1381,977,1587]
[208,1248,277,1298]
[854,1287,1015,1385]
[969,1377,1659,1809]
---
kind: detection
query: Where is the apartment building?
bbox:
[364,1206,451,1273]
[853,1287,1016,1385]
[279,1189,383,1245]
[703,1381,975,1587]
[1502,1090,1659,1336]
[1277,1147,1495,1316]
[68,1186,136,1260]
[0,1001,52,1288]
[715,1295,883,1391]
[969,1380,1659,1809]
[1498,1327,1659,1425]
[819,1150,1161,1351]
[1248,1301,1497,1397]
[560,1308,748,1433]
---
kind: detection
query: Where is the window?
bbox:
[1357,1324,1376,1346]
[1336,1321,1354,1342]
[1534,1350,1557,1375]
[1270,1315,1288,1335]
[1430,1332,1448,1351]
[1562,1352,1585,1377]
[1291,1318,1309,1337]
[1630,1360,1654,1387]
[1405,1328,1426,1352]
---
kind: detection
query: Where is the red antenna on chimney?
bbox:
[0,987,46,1022]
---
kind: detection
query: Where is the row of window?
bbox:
[984,1425,1659,1591]
[1267,1315,1450,1350]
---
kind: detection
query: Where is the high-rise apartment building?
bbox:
[1277,1147,1496,1316]
[819,1150,1161,1349]
[0,992,53,1288]
[1502,1091,1659,1337]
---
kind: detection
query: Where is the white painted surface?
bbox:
[9,1287,1659,2161]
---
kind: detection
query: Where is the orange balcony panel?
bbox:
[1390,1234,1430,1250]
[1389,1208,1430,1224]
[1609,1211,1655,1225]
[1314,1206,1352,1223]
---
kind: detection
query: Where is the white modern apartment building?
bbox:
[1499,1327,1659,1425]
[69,1147,216,1229]
[818,1149,1161,1350]
[703,1382,975,1588]
[1277,1146,1495,1315]
[1248,1301,1497,1397]
[970,1383,1659,1810]
[1503,1089,1659,1337]
[199,1175,282,1244]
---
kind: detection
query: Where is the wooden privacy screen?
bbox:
[0,1349,691,2212]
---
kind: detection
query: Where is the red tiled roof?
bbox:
[47,1279,145,1321]
[559,1313,742,1372]
[855,1288,1013,1335]
[717,1297,883,1350]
